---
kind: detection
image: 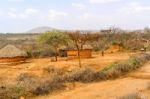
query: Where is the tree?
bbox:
[67,31,99,67]
[38,31,68,61]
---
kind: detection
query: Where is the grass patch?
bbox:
[102,53,150,79]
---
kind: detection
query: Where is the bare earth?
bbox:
[1,52,147,99]
[0,52,131,84]
[32,54,150,99]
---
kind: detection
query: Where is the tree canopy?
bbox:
[38,31,69,61]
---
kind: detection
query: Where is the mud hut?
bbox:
[105,43,123,54]
[0,45,27,63]
[59,45,93,59]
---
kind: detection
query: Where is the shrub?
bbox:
[0,83,27,99]
[17,72,35,81]
[16,72,65,96]
[94,72,107,80]
[31,76,64,95]
[63,67,96,83]
[8,84,26,99]
[102,53,150,79]
[43,66,64,76]
[119,93,147,99]
[1,54,150,98]
[16,73,38,91]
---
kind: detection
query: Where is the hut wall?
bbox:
[105,45,122,54]
[67,49,92,59]
[0,56,26,63]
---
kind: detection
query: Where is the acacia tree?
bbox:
[67,31,99,67]
[38,31,68,61]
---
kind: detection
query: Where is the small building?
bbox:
[0,45,27,64]
[105,44,123,54]
[59,45,93,59]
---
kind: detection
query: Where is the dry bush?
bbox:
[16,72,64,96]
[119,93,147,99]
[63,67,96,83]
[43,66,64,76]
[0,54,150,98]
[94,72,107,80]
[0,82,27,99]
[102,53,150,79]
[17,72,35,81]
[31,75,64,95]
[16,73,38,92]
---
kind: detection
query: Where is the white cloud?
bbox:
[48,9,67,20]
[119,2,150,14]
[8,12,17,18]
[0,11,3,16]
[8,8,39,19]
[25,8,38,15]
[10,8,17,12]
[77,13,92,20]
[72,3,86,10]
[89,0,122,4]
[18,13,28,19]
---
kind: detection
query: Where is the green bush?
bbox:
[102,53,150,79]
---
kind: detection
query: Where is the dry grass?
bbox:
[63,67,96,83]
[119,93,147,99]
[0,53,149,98]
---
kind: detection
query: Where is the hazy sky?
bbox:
[0,0,150,32]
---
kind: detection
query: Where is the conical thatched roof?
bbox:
[0,45,27,58]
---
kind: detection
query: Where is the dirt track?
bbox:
[34,59,150,99]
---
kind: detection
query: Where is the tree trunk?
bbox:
[55,54,58,61]
[77,48,82,68]
[55,48,58,61]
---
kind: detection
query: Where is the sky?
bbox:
[0,0,150,32]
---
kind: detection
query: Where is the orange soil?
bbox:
[0,52,131,84]
[33,56,150,99]
[0,52,140,99]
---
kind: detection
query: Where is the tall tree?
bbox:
[38,31,68,61]
[67,31,99,67]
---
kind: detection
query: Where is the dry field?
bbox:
[34,61,150,99]
[1,52,143,99]
[0,52,132,84]
[0,53,132,86]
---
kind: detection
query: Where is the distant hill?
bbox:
[26,26,101,34]
[26,26,57,33]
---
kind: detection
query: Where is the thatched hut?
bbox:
[0,45,27,63]
[59,45,93,59]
